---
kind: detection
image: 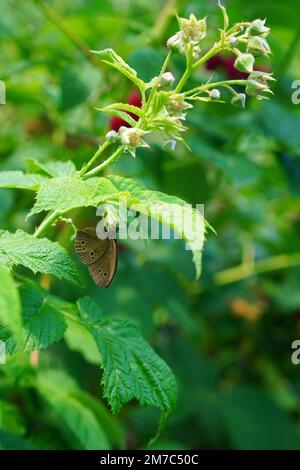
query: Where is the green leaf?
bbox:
[36,370,110,450]
[106,175,206,279]
[70,390,125,448]
[31,175,206,278]
[96,107,138,127]
[0,230,82,286]
[92,48,147,91]
[78,297,177,415]
[0,171,47,190]
[30,176,120,215]
[64,319,101,365]
[0,265,22,341]
[218,1,229,30]
[99,102,143,117]
[1,281,67,354]
[26,158,77,178]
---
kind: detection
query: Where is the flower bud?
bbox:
[166,94,193,116]
[119,127,149,157]
[234,53,255,74]
[192,45,201,61]
[167,32,184,53]
[209,89,221,100]
[229,37,239,47]
[159,72,175,89]
[150,72,175,90]
[105,130,119,142]
[164,140,177,151]
[246,19,270,37]
[247,36,271,57]
[231,93,246,108]
[246,71,275,98]
[180,14,207,45]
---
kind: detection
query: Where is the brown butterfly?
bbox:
[75,227,118,288]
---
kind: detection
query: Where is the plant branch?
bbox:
[82,145,125,179]
[33,209,62,238]
[79,140,111,177]
[215,253,300,285]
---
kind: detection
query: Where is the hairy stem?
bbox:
[79,140,111,177]
[33,209,62,238]
[82,145,125,179]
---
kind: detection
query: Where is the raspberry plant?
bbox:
[0,3,273,448]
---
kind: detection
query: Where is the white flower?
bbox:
[119,127,149,157]
[180,14,207,45]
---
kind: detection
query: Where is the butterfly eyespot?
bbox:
[81,240,86,245]
[103,272,108,277]
[98,268,102,273]
[82,246,86,251]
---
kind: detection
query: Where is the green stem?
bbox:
[160,50,173,75]
[33,209,62,238]
[82,145,125,179]
[175,46,193,92]
[184,79,247,96]
[192,42,221,71]
[79,140,111,177]
[215,252,300,285]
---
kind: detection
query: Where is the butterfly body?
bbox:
[75,227,118,288]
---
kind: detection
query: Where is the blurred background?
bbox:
[1,0,300,450]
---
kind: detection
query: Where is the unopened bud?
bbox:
[246,71,275,97]
[166,94,193,115]
[160,72,175,88]
[234,53,255,74]
[246,19,270,37]
[247,36,271,56]
[192,45,201,61]
[229,37,239,47]
[167,32,184,53]
[231,93,246,108]
[105,130,119,142]
[209,89,221,100]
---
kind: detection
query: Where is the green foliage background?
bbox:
[1,0,300,450]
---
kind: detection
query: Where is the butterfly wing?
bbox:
[88,239,118,288]
[75,228,118,288]
[75,227,108,265]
